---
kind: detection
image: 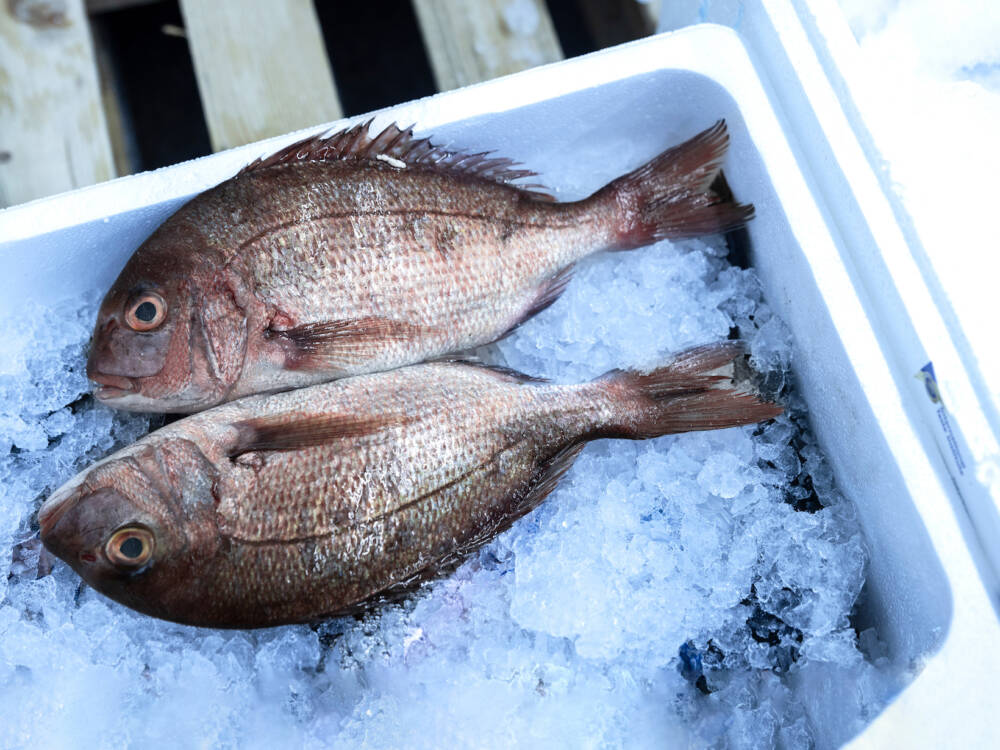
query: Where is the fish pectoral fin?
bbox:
[229,412,405,456]
[270,316,434,370]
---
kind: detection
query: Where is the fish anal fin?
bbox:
[527,266,574,320]
[517,442,586,515]
[239,121,553,199]
[379,442,585,597]
[454,442,585,549]
[269,316,434,371]
[230,412,404,457]
[498,266,574,340]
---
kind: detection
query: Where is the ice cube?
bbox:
[0,214,898,746]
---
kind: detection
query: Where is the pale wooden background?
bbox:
[0,0,662,210]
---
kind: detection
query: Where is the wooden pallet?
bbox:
[0,0,660,209]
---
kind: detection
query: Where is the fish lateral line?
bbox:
[217,530,336,547]
[362,432,531,525]
[232,206,580,257]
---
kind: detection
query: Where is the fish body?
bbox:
[40,344,779,628]
[87,121,753,412]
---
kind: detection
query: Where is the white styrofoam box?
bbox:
[663,4,1000,746]
[1,22,996,747]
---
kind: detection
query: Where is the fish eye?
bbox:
[105,526,155,568]
[124,292,167,332]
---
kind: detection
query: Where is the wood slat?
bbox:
[0,0,115,208]
[90,17,139,178]
[576,0,655,49]
[178,0,342,152]
[637,0,661,31]
[85,0,159,13]
[412,0,563,92]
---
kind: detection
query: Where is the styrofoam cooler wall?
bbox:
[653,3,1000,747]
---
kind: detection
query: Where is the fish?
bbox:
[40,342,780,629]
[86,119,754,413]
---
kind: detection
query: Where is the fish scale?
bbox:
[238,167,585,319]
[215,369,561,543]
[39,347,781,627]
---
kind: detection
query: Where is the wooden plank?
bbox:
[178,0,342,152]
[576,0,655,48]
[0,0,115,208]
[637,0,661,31]
[656,0,706,33]
[85,0,159,14]
[90,16,139,177]
[412,0,563,92]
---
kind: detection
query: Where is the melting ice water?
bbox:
[0,238,902,748]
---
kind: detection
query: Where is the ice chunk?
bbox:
[698,451,752,498]
[0,232,901,747]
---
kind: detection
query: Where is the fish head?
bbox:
[38,438,226,624]
[87,215,251,413]
[87,276,191,409]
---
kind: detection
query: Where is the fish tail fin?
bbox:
[594,120,755,248]
[595,342,781,439]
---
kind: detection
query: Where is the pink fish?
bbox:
[87,120,752,412]
[42,343,779,628]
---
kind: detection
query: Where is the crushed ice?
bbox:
[1,239,902,747]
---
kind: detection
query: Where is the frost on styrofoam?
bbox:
[1,239,901,749]
[837,0,1000,498]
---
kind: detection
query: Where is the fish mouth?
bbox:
[89,372,137,400]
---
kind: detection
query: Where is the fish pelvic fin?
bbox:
[594,120,755,247]
[269,316,437,371]
[595,341,782,439]
[239,120,554,200]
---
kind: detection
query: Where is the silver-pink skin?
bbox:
[86,121,752,413]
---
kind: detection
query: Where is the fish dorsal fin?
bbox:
[229,411,404,457]
[239,119,554,199]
